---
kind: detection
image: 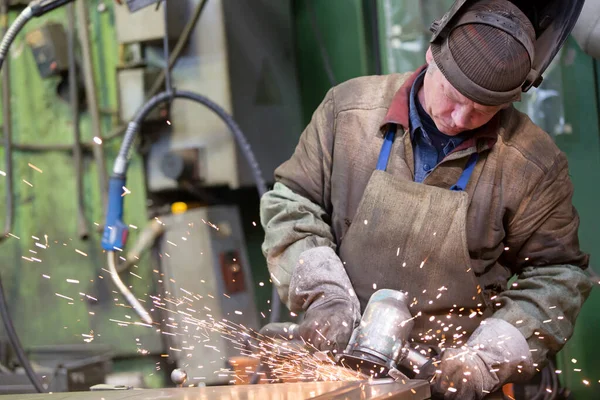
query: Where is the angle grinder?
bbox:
[336,289,438,380]
[258,289,439,382]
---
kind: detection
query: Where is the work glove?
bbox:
[432,318,535,400]
[289,246,361,353]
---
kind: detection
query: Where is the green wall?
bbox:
[554,38,600,399]
[293,0,375,124]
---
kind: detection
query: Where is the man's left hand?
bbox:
[431,318,535,400]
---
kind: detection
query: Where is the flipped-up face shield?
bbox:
[429,0,585,105]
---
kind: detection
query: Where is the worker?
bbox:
[260,0,593,398]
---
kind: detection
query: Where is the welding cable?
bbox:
[67,2,89,240]
[107,251,153,325]
[106,90,282,323]
[0,5,31,71]
[0,278,46,392]
[112,91,268,196]
[0,0,14,244]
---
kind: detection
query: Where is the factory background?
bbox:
[0,0,598,398]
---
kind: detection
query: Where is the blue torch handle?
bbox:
[101,176,129,251]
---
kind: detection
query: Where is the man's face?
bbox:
[420,48,510,136]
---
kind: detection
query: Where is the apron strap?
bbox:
[376,125,397,171]
[450,152,479,191]
[376,124,479,191]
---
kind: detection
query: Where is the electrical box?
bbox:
[157,206,260,386]
[25,23,69,79]
[114,0,187,44]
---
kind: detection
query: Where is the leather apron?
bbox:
[339,126,488,347]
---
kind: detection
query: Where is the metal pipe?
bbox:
[161,0,172,96]
[67,2,88,240]
[146,0,209,99]
[0,0,13,243]
[75,0,108,213]
[107,252,153,324]
[0,124,126,153]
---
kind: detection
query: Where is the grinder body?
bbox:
[337,289,434,379]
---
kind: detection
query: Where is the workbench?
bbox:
[0,380,431,400]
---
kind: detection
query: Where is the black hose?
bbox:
[116,90,268,194]
[113,89,281,323]
[0,6,32,71]
[0,0,13,243]
[0,278,45,392]
[67,2,88,240]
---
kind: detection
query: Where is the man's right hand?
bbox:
[288,247,361,353]
[298,298,357,353]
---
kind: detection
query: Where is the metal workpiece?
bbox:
[0,380,430,400]
[339,289,415,376]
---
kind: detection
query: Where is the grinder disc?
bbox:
[336,353,390,379]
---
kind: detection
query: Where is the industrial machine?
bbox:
[157,206,260,386]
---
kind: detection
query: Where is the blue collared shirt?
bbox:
[409,69,467,183]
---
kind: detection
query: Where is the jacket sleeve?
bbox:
[260,89,338,310]
[494,152,593,366]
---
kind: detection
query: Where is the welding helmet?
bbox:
[429,0,585,106]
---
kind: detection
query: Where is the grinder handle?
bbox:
[398,348,439,380]
[259,322,301,341]
[415,355,441,381]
